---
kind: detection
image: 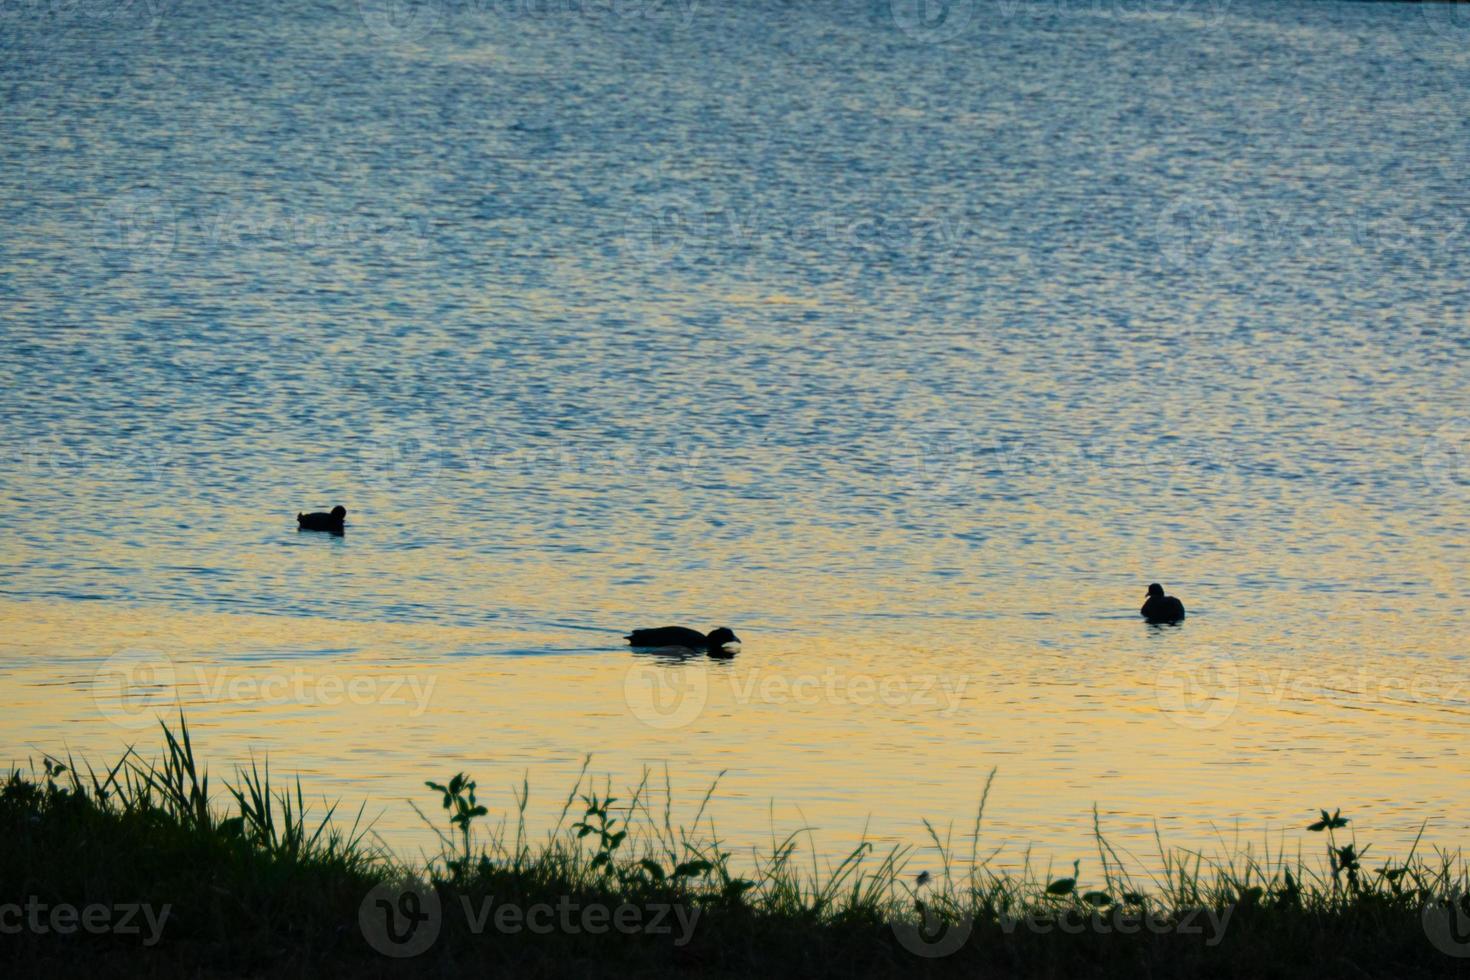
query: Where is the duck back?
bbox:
[1141,595,1185,622]
[297,510,345,533]
[626,626,708,648]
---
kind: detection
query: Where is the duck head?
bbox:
[1146,583,1164,599]
[330,505,347,521]
[706,627,741,654]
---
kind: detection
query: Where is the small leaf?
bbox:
[673,860,714,879]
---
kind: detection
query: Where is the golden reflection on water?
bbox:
[4,591,1466,874]
[1,0,1467,890]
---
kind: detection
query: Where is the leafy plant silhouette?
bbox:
[1308,807,1367,893]
[426,772,487,872]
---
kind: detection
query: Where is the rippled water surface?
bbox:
[2,0,1467,869]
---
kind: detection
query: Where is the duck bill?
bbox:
[718,640,742,654]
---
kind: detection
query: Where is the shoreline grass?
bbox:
[4,717,1469,978]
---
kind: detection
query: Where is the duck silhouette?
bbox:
[1140,583,1185,623]
[626,626,741,657]
[297,505,346,535]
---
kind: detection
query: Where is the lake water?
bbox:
[1,0,1467,877]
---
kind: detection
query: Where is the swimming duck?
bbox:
[1141,583,1185,623]
[297,505,346,534]
[626,626,741,657]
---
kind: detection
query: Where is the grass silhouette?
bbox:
[4,715,1468,978]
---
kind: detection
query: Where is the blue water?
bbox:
[1,0,1468,864]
